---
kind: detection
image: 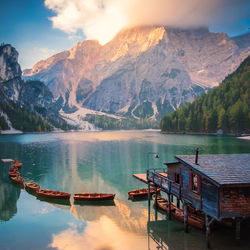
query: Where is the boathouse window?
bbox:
[175,173,180,184]
[192,173,198,191]
[189,172,201,194]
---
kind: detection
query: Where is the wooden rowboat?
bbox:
[25,181,40,192]
[152,194,176,212]
[9,166,18,171]
[74,193,115,201]
[9,170,20,177]
[128,187,161,199]
[36,189,71,200]
[153,194,204,229]
[13,160,22,169]
[172,207,205,230]
[10,175,24,185]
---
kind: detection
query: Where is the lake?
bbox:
[0,131,250,250]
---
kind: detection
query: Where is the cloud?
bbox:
[44,0,250,44]
[49,216,152,250]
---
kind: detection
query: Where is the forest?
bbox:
[161,56,250,134]
[84,114,159,130]
[0,102,52,132]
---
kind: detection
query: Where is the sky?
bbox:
[0,0,249,70]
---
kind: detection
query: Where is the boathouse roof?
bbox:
[175,154,250,186]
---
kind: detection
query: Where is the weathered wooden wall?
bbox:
[220,187,250,218]
[181,167,201,210]
[202,179,219,219]
[166,162,250,220]
[167,164,202,210]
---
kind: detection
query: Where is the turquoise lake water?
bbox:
[0,131,250,250]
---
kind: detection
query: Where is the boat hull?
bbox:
[11,176,24,185]
[36,190,71,200]
[9,166,18,171]
[74,193,115,201]
[25,182,40,192]
[9,171,20,177]
[152,194,175,212]
[153,194,204,229]
[128,188,160,199]
[13,160,22,169]
[172,207,205,230]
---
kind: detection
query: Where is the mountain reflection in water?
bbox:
[0,131,250,249]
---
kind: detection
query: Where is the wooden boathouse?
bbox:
[146,152,250,248]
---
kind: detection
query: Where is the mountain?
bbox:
[23,26,250,125]
[0,44,72,132]
[161,55,250,134]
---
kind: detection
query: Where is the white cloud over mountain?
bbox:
[45,0,249,44]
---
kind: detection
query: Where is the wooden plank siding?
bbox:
[148,154,250,221]
[202,179,219,219]
[167,164,203,211]
[220,187,250,218]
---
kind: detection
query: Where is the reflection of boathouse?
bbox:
[145,152,250,248]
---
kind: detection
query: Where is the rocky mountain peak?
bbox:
[104,26,166,62]
[67,40,101,60]
[0,44,21,83]
[23,50,70,77]
[22,27,250,123]
[0,44,73,132]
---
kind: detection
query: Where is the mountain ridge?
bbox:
[23,26,250,123]
[161,55,250,134]
[0,44,72,132]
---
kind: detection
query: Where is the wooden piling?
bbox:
[148,182,151,207]
[235,218,241,244]
[154,185,158,208]
[183,202,188,233]
[176,198,180,208]
[206,215,211,249]
[168,193,172,220]
[170,194,173,202]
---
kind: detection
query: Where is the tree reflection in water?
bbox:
[0,163,21,222]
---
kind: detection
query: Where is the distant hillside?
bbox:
[161,55,250,134]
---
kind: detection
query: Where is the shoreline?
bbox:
[161,131,250,138]
[238,136,250,140]
[1,129,250,139]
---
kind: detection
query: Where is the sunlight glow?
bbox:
[49,216,155,250]
[44,0,232,45]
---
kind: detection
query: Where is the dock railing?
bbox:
[147,169,172,193]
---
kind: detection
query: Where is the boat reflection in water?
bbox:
[45,198,159,250]
[74,199,115,206]
[36,196,71,206]
[148,208,250,250]
[147,219,206,250]
[0,164,21,222]
[1,131,250,250]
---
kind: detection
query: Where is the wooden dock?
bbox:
[1,159,14,163]
[133,172,168,184]
[133,174,148,184]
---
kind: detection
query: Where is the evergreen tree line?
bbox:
[0,115,9,130]
[161,56,250,134]
[0,102,52,132]
[85,114,159,130]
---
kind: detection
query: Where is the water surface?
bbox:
[0,131,250,250]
